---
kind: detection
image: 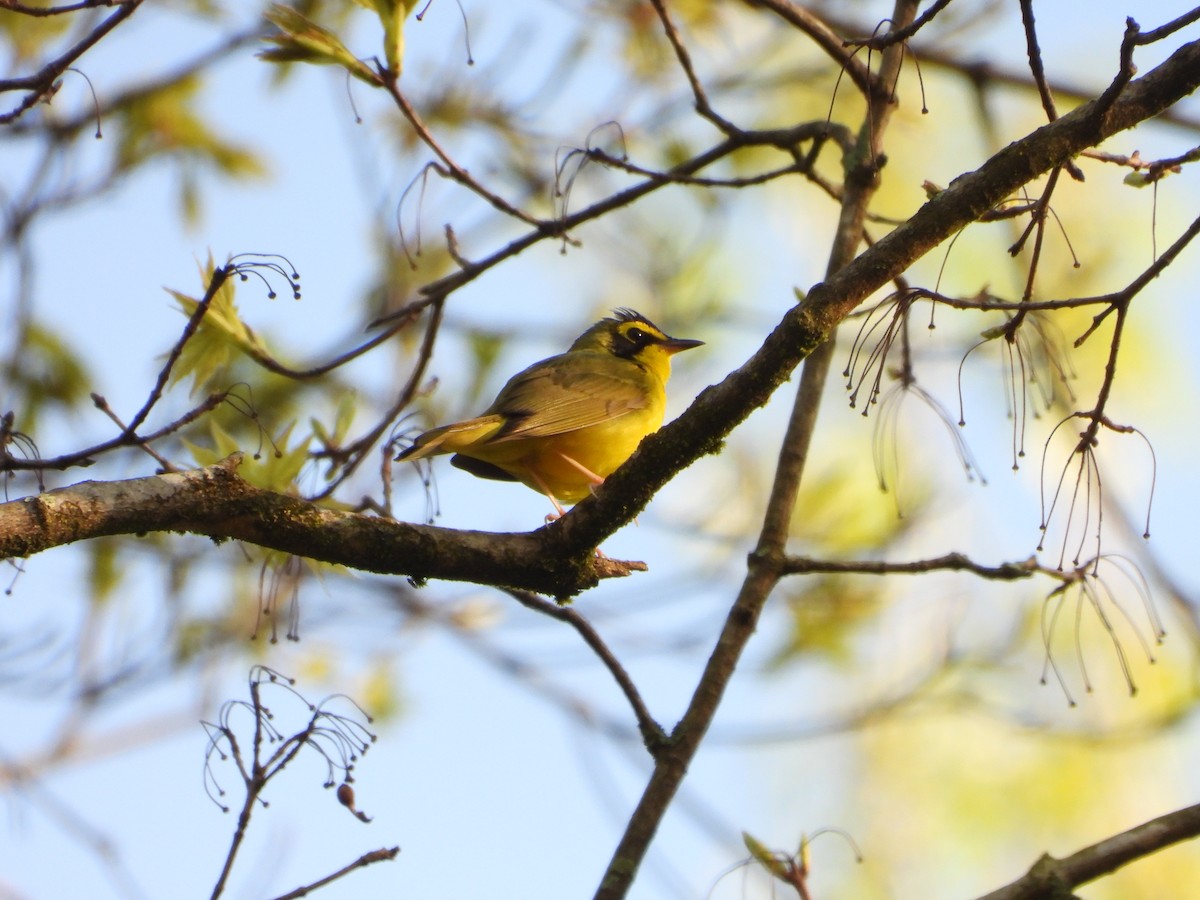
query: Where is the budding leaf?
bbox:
[979,324,1008,340]
[259,4,378,86]
[351,0,422,75]
[743,832,791,881]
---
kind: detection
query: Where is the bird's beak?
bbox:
[660,336,704,355]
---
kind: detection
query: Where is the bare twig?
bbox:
[779,552,1043,581]
[504,589,666,749]
[269,847,401,900]
[0,392,226,474]
[741,0,876,99]
[1016,1,1084,181]
[314,298,446,497]
[843,0,954,49]
[0,0,145,124]
[205,668,378,899]
[646,0,737,132]
[1134,7,1200,45]
[125,265,230,436]
[380,78,544,230]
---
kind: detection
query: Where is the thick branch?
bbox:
[0,456,640,597]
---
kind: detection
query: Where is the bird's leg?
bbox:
[554,452,605,486]
[538,458,608,557]
[528,470,567,521]
[557,451,637,526]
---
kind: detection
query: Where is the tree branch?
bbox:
[504,589,666,748]
[742,0,876,99]
[977,802,1200,900]
[0,456,643,598]
[269,847,401,900]
[780,552,1043,580]
[0,0,144,124]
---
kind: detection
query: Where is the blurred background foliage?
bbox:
[3,1,1200,898]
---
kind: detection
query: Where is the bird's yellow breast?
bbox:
[460,399,665,504]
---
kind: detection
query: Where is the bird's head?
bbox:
[570,308,703,382]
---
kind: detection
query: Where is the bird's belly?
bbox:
[467,411,662,504]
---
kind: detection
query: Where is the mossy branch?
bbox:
[0,455,642,598]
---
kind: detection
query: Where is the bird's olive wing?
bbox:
[486,361,649,441]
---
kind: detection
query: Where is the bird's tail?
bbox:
[394,415,505,462]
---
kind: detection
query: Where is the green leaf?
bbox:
[182,419,240,468]
[353,0,422,74]
[113,76,266,181]
[465,331,504,406]
[310,393,357,472]
[168,257,272,394]
[359,657,403,720]
[259,4,379,85]
[253,420,313,492]
[1,320,91,430]
[742,832,791,881]
[0,8,73,66]
[87,538,123,605]
[333,392,357,442]
[979,323,1008,340]
[767,576,884,668]
[184,419,311,493]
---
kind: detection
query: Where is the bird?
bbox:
[395,308,703,516]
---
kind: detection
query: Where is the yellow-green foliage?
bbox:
[184,419,311,493]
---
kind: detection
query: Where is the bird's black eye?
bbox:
[611,323,657,359]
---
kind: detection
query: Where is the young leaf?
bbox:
[259,4,379,86]
[742,832,791,881]
[354,0,422,75]
[168,257,271,394]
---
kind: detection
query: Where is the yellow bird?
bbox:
[395,308,703,515]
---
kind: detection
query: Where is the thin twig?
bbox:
[314,299,446,497]
[741,0,876,99]
[505,589,666,749]
[1,393,226,474]
[0,0,145,124]
[780,552,1045,581]
[125,265,229,436]
[269,847,401,900]
[647,0,738,132]
[380,78,544,229]
[976,802,1200,900]
[1135,7,1200,45]
[843,0,954,49]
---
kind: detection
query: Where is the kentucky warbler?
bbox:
[395,308,702,515]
